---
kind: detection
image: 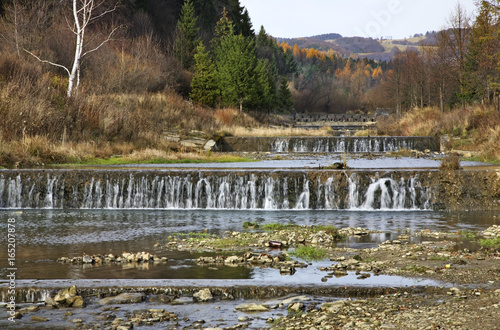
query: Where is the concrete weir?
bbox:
[1,169,499,211]
[0,280,443,304]
[215,136,440,153]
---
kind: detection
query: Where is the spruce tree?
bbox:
[213,12,257,112]
[190,42,219,107]
[277,77,294,112]
[174,0,200,70]
[254,58,278,112]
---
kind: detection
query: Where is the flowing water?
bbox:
[0,143,499,321]
[0,208,497,282]
[0,169,435,210]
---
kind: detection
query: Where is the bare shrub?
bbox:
[440,153,462,171]
[480,126,500,160]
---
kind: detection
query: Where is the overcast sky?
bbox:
[239,0,477,39]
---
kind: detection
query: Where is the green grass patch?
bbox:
[466,156,500,164]
[290,245,329,261]
[261,223,339,235]
[261,223,300,231]
[242,221,260,229]
[55,155,256,166]
[458,230,478,240]
[171,232,215,240]
[478,237,500,250]
[172,232,257,249]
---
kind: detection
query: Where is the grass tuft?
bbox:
[290,246,329,261]
[478,237,500,250]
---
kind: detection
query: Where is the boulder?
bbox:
[193,289,213,302]
[289,302,305,313]
[52,285,85,308]
[234,303,269,312]
[98,292,146,305]
[31,316,49,322]
[204,140,217,151]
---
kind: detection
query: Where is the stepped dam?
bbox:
[1,169,498,211]
[215,136,440,153]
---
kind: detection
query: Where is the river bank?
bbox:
[2,225,499,329]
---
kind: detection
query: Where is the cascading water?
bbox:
[0,170,433,211]
[263,136,438,153]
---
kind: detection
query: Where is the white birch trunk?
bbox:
[26,0,118,98]
[67,0,87,97]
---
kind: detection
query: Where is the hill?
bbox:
[277,32,438,61]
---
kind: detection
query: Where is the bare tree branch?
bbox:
[81,25,121,57]
[23,49,71,77]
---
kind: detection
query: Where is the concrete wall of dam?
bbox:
[1,169,498,211]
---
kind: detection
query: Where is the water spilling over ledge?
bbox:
[216,136,440,153]
[1,169,498,210]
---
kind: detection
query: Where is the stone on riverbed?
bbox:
[98,293,146,305]
[483,225,500,238]
[234,303,269,312]
[47,285,85,308]
[193,289,213,302]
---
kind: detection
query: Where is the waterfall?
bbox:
[261,136,439,153]
[0,170,433,211]
[347,173,360,209]
[272,138,290,153]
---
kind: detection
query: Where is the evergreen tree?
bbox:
[192,0,217,32]
[254,58,278,112]
[174,0,200,70]
[256,26,297,76]
[463,0,500,103]
[227,0,254,37]
[277,77,294,112]
[218,34,257,111]
[211,8,234,51]
[213,12,257,111]
[190,42,219,107]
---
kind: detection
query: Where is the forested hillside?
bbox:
[0,0,500,165]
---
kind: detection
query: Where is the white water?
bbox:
[0,171,432,210]
[270,137,430,153]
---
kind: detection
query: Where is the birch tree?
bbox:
[25,0,119,97]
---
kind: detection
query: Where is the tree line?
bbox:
[380,1,500,114]
[1,0,499,117]
[176,1,296,112]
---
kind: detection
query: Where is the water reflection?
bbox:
[0,209,497,280]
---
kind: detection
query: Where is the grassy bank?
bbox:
[0,81,280,167]
[57,153,255,167]
[375,106,500,161]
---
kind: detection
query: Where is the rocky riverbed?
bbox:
[4,225,500,329]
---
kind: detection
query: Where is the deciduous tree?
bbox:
[25,0,119,97]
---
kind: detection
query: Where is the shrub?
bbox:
[440,153,462,171]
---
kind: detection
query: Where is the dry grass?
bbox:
[481,126,500,160]
[377,105,500,161]
[214,108,261,128]
[440,153,462,171]
[353,129,376,137]
[226,126,333,137]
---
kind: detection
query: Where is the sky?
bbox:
[239,0,478,39]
